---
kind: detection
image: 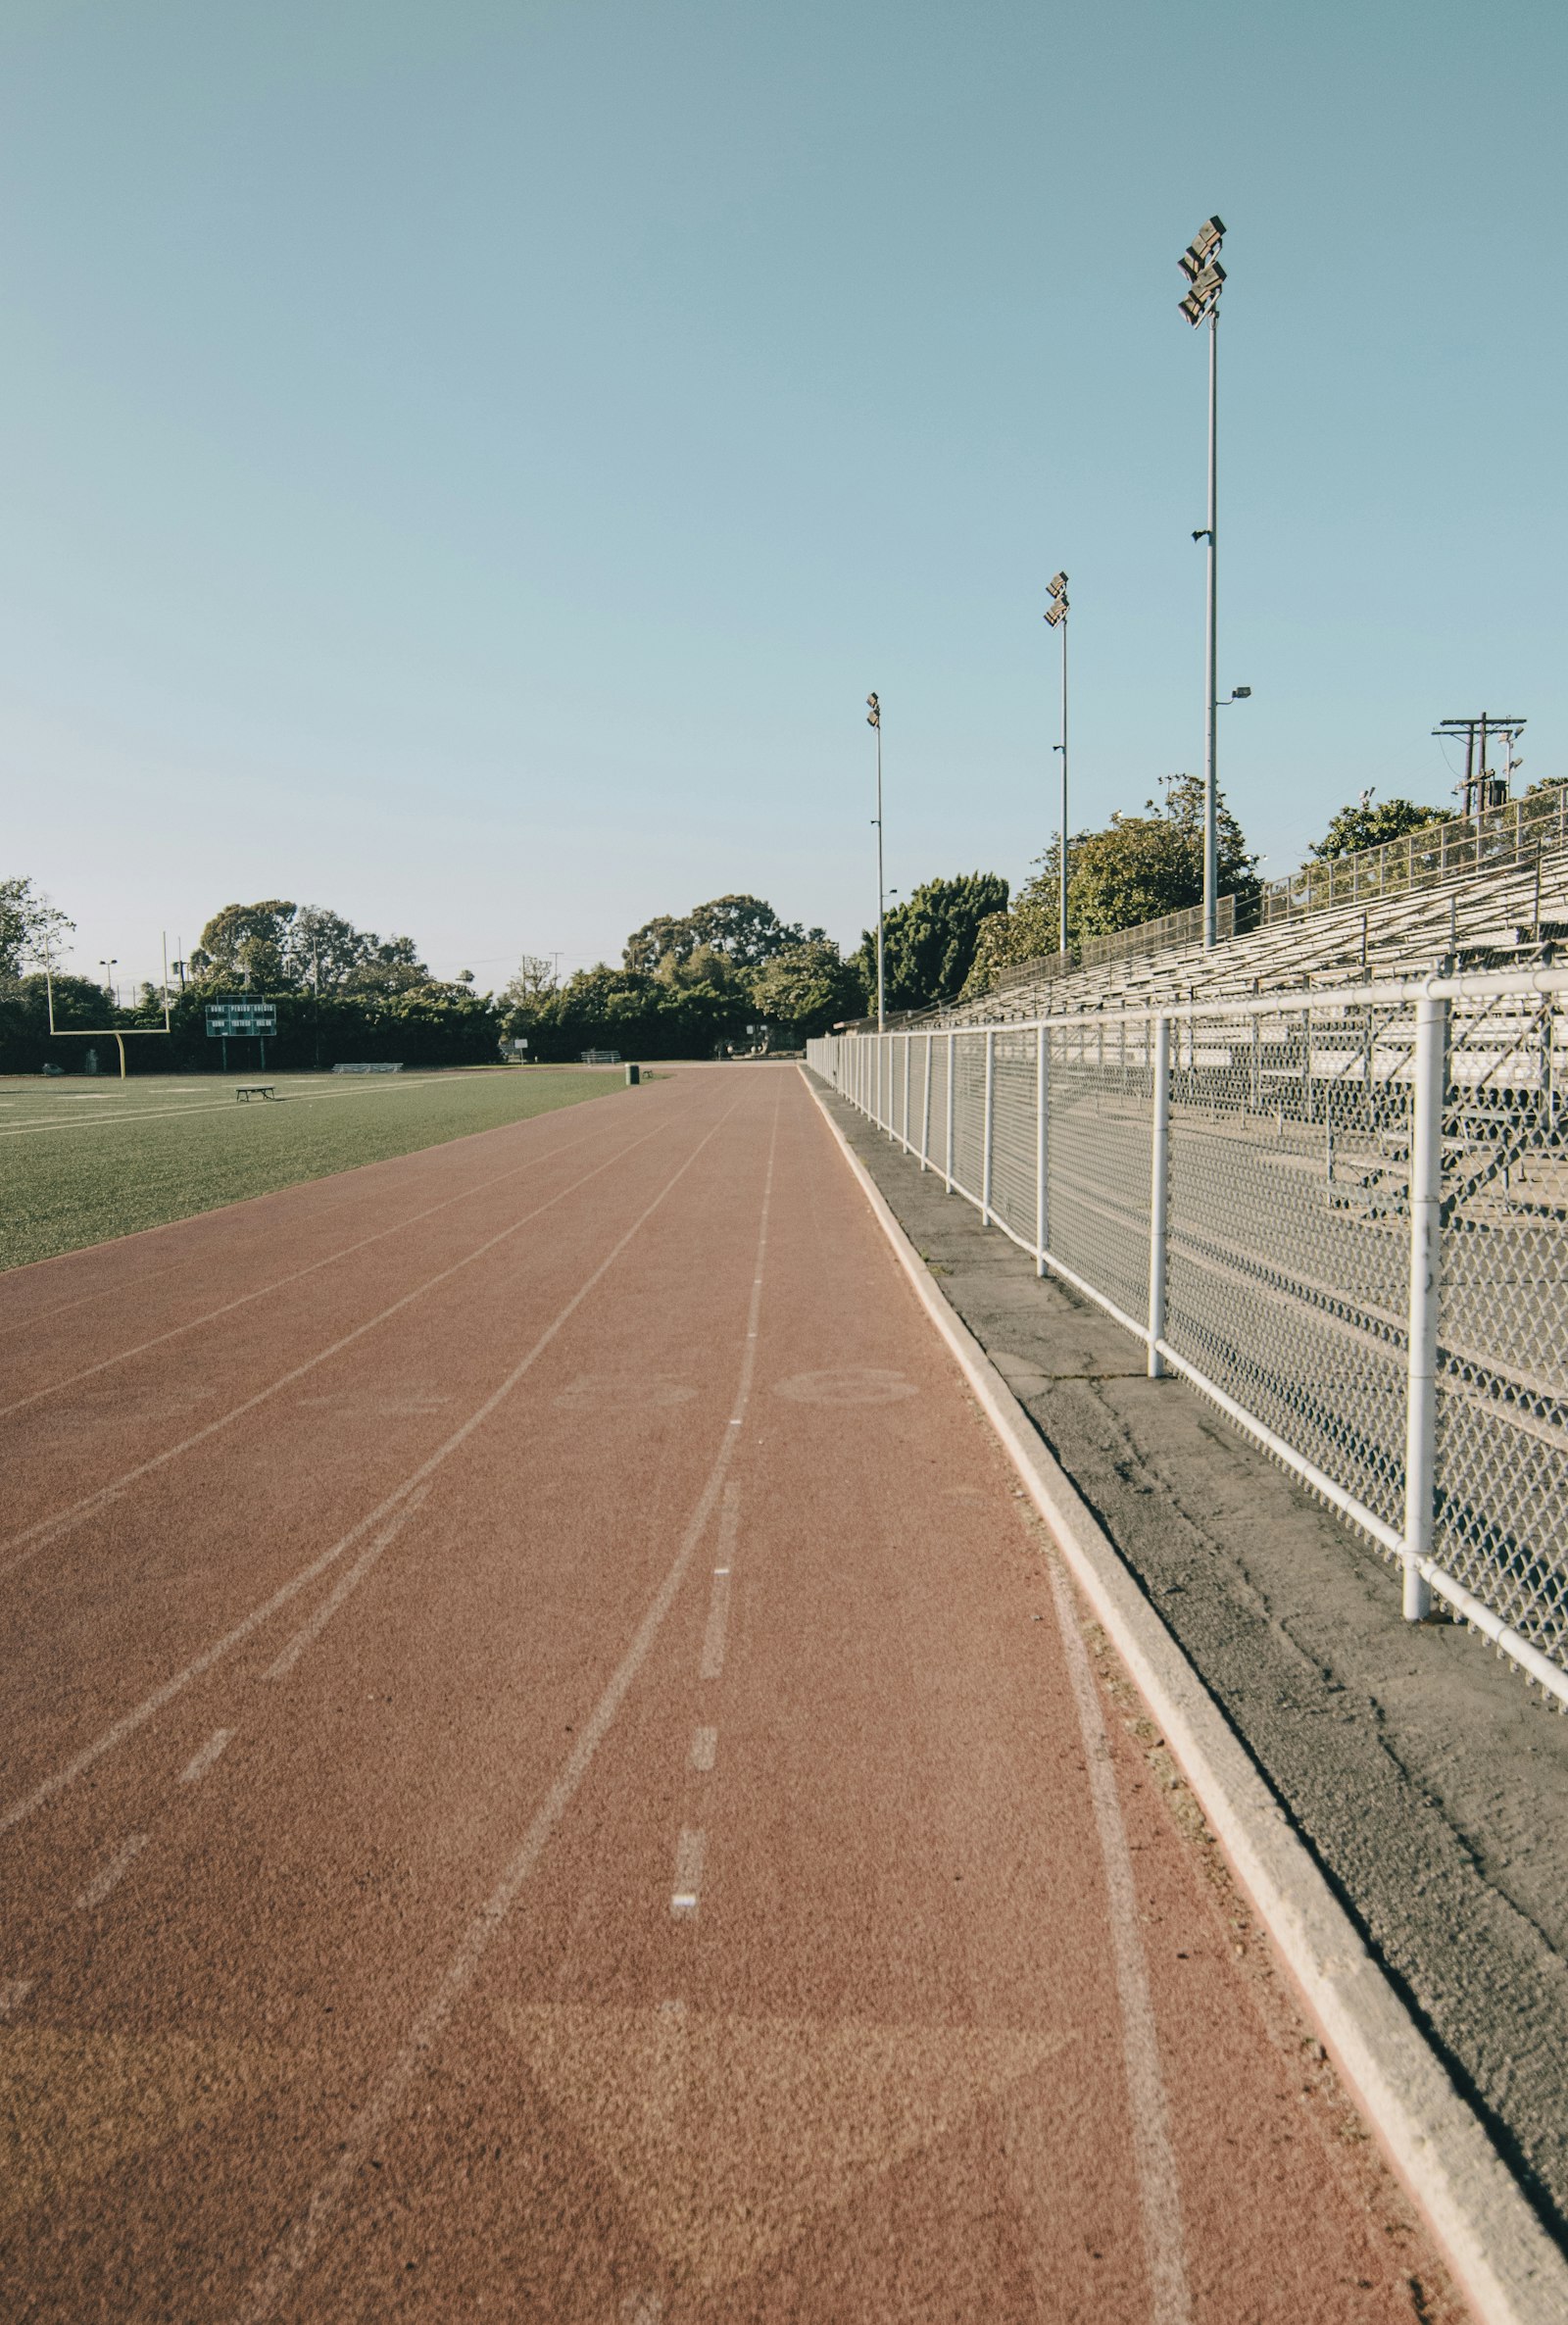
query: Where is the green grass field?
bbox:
[0,1067,629,1272]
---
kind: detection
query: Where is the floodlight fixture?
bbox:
[866,691,880,729]
[1230,685,1251,699]
[1179,216,1225,279]
[1047,570,1068,601]
[1044,602,1065,628]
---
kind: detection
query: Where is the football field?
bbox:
[0,1067,621,1271]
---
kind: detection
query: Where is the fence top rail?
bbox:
[819,962,1568,1039]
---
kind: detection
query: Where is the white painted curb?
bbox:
[804,1068,1568,2325]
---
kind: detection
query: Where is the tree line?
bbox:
[3,777,1544,1071]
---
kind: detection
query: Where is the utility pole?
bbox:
[1434,716,1526,817]
[1178,215,1227,949]
[1045,572,1069,956]
[867,693,885,1030]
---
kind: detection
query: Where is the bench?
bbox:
[235,1085,277,1103]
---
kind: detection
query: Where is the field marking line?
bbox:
[800,1074,1190,2320]
[0,1114,681,1579]
[0,1091,754,1843]
[264,1486,432,1681]
[75,1832,149,1910]
[670,1826,706,1916]
[178,1729,235,1785]
[800,1068,1568,2325]
[1045,1555,1191,2325]
[698,1484,742,1679]
[690,1726,717,1771]
[233,1092,782,2325]
[0,1072,636,1327]
[0,1068,510,1140]
[0,1113,618,1420]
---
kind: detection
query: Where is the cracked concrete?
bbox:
[817,1078,1568,2253]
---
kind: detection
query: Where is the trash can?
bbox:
[625,1063,641,1086]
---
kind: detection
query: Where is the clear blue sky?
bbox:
[3,0,1563,994]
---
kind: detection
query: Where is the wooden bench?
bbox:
[234,1085,277,1103]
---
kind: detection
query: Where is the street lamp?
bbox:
[1044,572,1070,956]
[1178,213,1227,949]
[866,692,885,1031]
[99,958,119,1008]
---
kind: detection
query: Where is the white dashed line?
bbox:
[670,1827,706,1915]
[700,1573,732,1679]
[690,1726,717,1772]
[75,1833,149,1911]
[233,1098,780,2325]
[0,1977,33,2014]
[700,1486,741,1679]
[178,1729,234,1785]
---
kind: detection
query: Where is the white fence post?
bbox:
[1148,1014,1171,1379]
[902,1033,910,1151]
[1402,994,1446,1621]
[921,1032,933,1169]
[1035,1022,1049,1277]
[945,1031,956,1191]
[982,1028,996,1225]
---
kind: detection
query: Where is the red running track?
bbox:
[0,1064,1460,2321]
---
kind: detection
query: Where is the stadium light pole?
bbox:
[1179,214,1226,949]
[1045,572,1069,956]
[866,692,885,1031]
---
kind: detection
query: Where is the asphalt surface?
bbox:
[1,1064,1462,2320]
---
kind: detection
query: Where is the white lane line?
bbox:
[0,1976,33,2014]
[234,1092,781,2325]
[670,1827,706,1916]
[0,1114,617,1422]
[699,1486,741,1681]
[264,1487,431,1681]
[0,1097,746,1841]
[1046,1554,1192,2325]
[0,1112,680,1578]
[178,1729,234,1785]
[690,1726,717,1772]
[75,1833,149,1911]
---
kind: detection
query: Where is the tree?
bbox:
[343,934,427,994]
[749,940,866,1039]
[655,940,746,997]
[623,894,818,975]
[962,778,1256,994]
[0,877,74,980]
[501,955,561,1007]
[1309,792,1449,861]
[286,905,371,991]
[193,900,429,994]
[195,900,300,990]
[854,873,1007,1014]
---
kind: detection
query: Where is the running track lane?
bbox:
[0,1066,1460,2321]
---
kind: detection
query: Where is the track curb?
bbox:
[803,1066,1568,2325]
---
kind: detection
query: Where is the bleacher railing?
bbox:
[981,895,1240,1004]
[808,965,1568,1708]
[1257,785,1568,924]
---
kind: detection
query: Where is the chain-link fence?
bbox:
[809,967,1568,1708]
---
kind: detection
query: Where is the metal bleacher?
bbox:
[933,787,1568,1027]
